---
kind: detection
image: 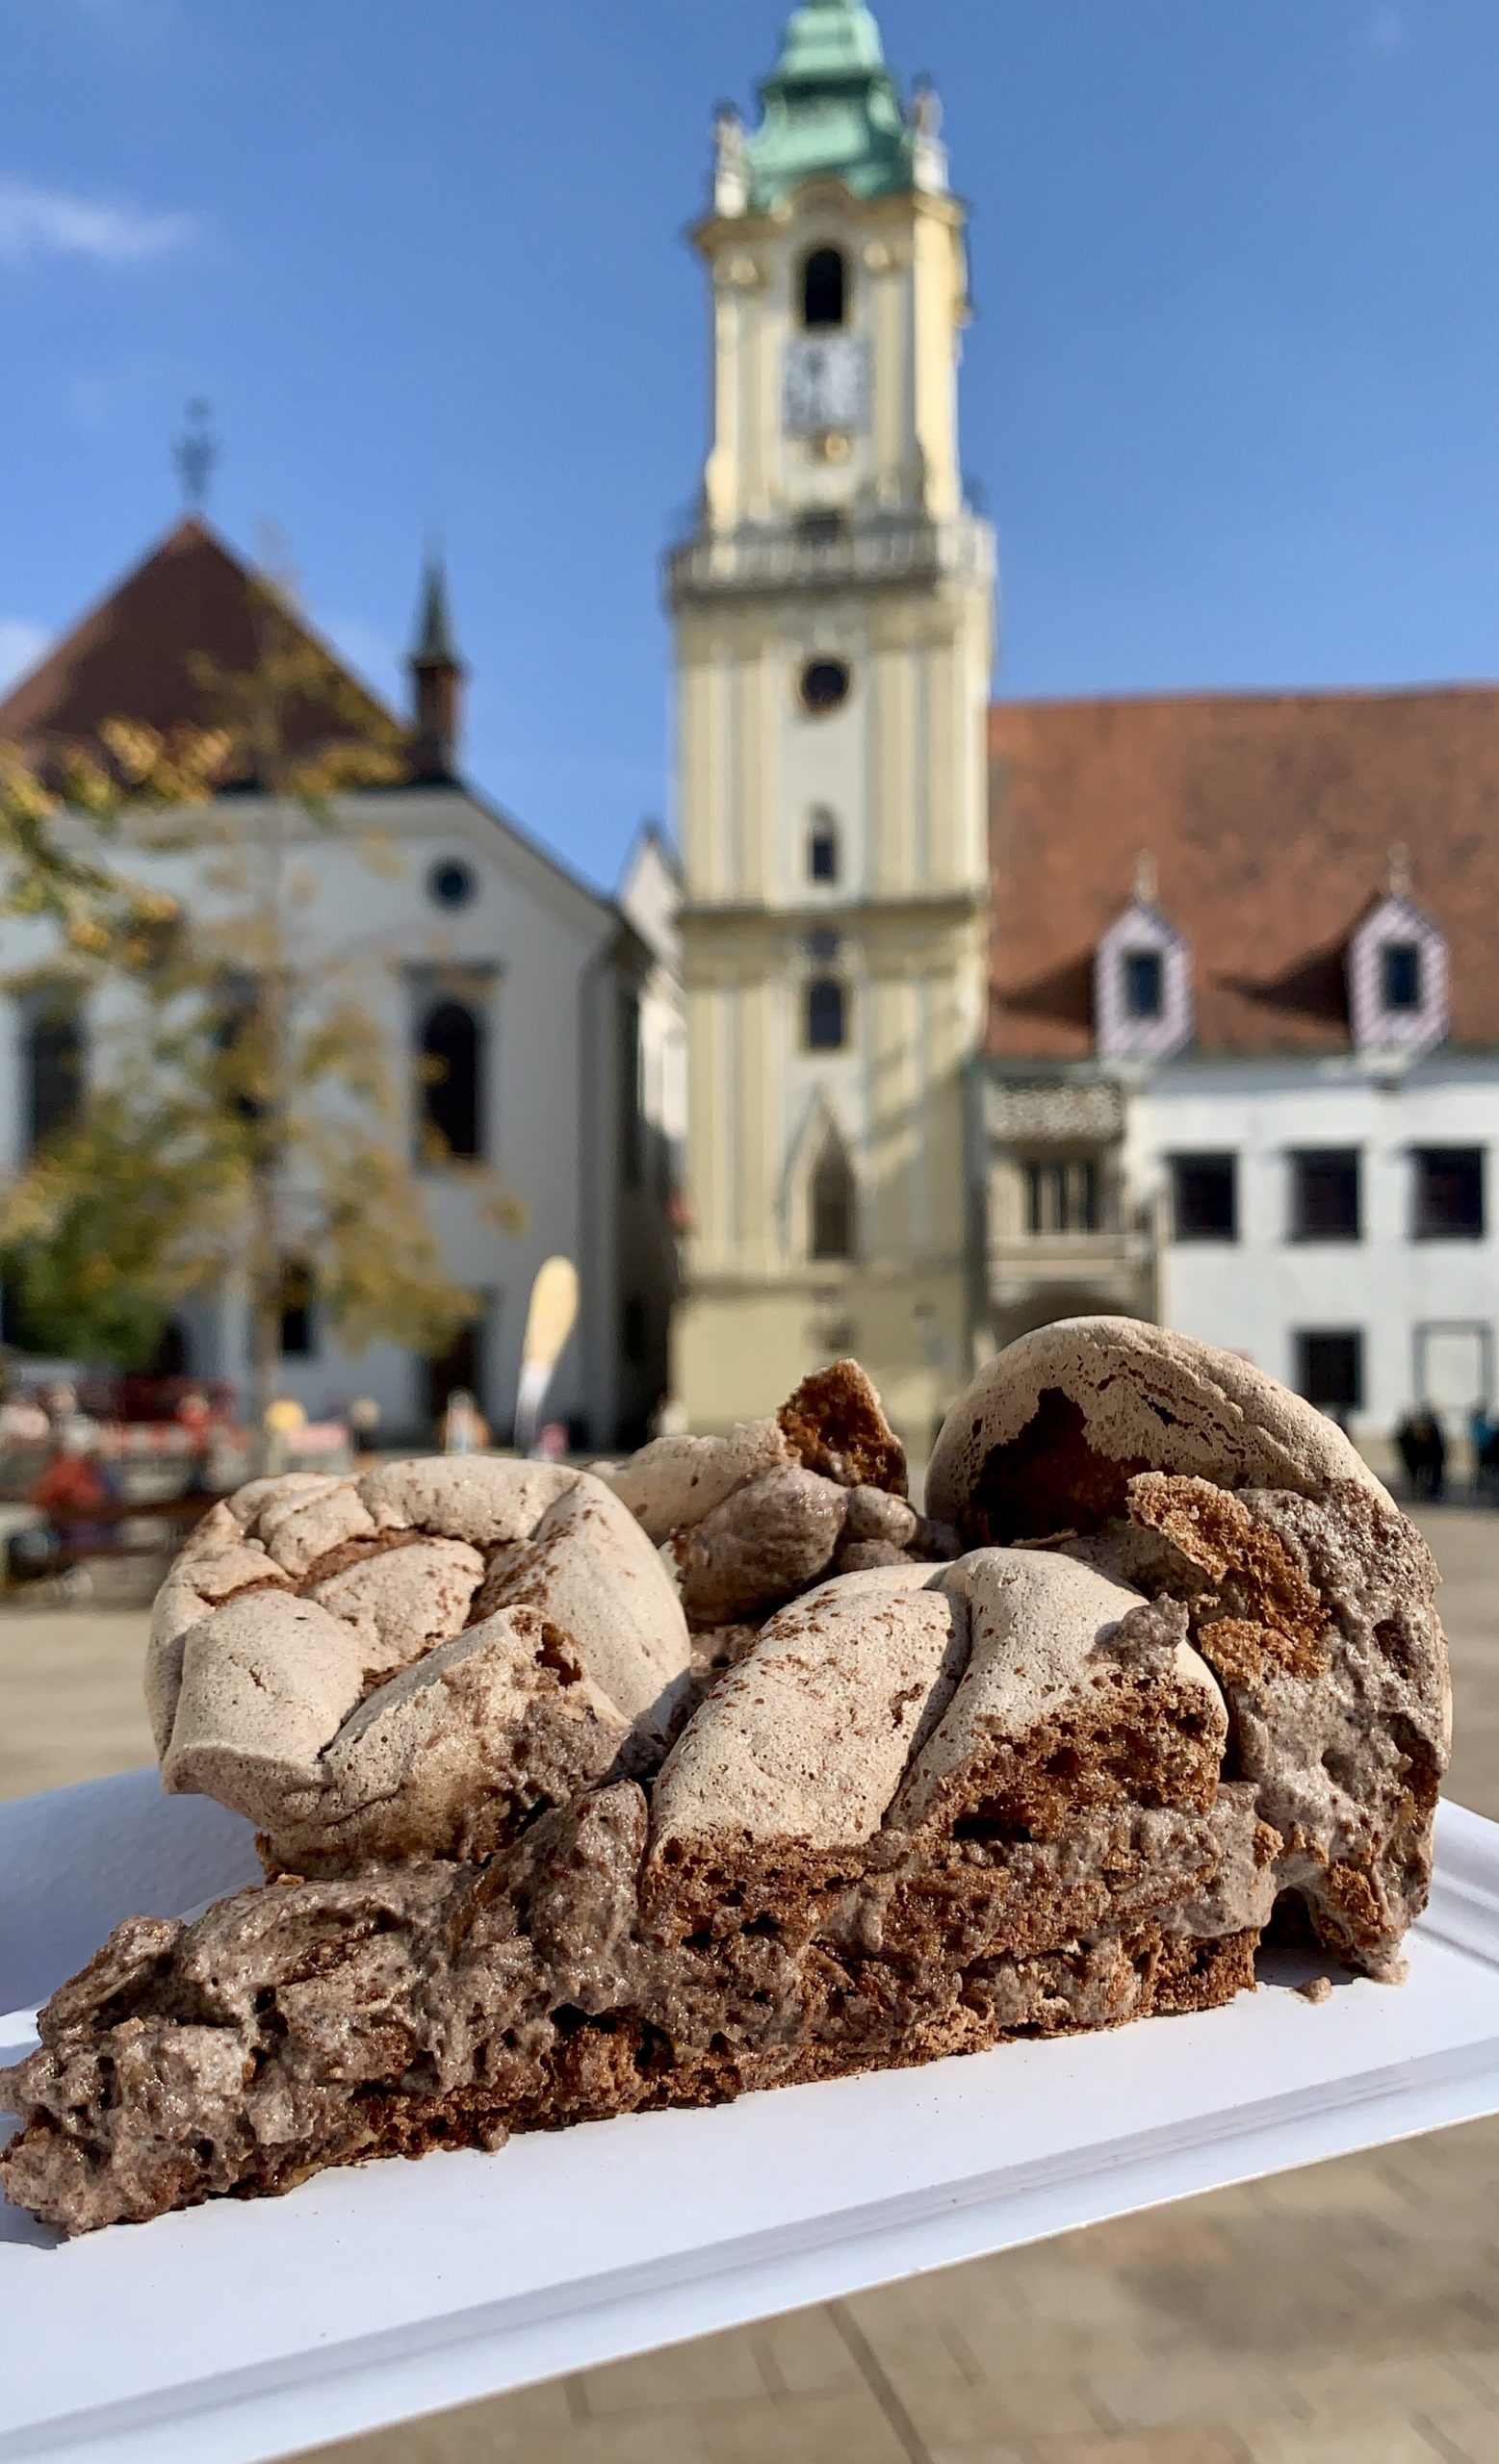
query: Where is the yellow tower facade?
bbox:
[669,0,995,1451]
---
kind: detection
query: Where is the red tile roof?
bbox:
[988,683,1499,1058]
[0,517,404,782]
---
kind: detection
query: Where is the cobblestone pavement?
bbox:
[5,1511,1498,2464]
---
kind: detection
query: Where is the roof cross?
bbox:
[172,399,220,511]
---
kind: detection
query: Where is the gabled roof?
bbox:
[988,682,1499,1060]
[0,516,403,781]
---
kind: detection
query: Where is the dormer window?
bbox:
[1095,891,1192,1063]
[1347,892,1447,1056]
[1381,941,1422,1012]
[1123,950,1164,1021]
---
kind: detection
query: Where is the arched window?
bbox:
[24,1003,84,1155]
[801,245,847,330]
[808,811,839,884]
[805,976,847,1051]
[810,1133,857,1262]
[419,998,484,1160]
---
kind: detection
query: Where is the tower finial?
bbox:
[1388,841,1411,899]
[172,398,219,511]
[412,542,459,669]
[1134,849,1158,907]
[408,543,465,783]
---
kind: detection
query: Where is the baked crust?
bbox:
[1,1328,1449,2233]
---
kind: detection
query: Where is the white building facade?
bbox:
[981,684,1499,1466]
[0,518,678,1447]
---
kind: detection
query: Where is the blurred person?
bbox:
[1410,1404,1446,1501]
[349,1396,381,1469]
[1471,1400,1494,1498]
[534,1419,568,1462]
[175,1387,214,1489]
[10,1428,120,1581]
[42,1379,100,1454]
[1394,1407,1423,1499]
[263,1396,306,1476]
[440,1388,490,1454]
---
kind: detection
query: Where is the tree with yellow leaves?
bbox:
[0,562,517,1459]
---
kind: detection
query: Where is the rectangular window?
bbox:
[1382,942,1422,1012]
[1021,1158,1101,1235]
[1290,1149,1360,1242]
[1296,1330,1363,1413]
[278,1262,316,1360]
[1124,950,1164,1020]
[24,1000,85,1155]
[621,1294,648,1367]
[1171,1153,1237,1243]
[619,991,642,1190]
[1412,1146,1485,1239]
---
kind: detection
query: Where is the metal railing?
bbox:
[666,512,995,604]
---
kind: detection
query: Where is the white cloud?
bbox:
[0,176,199,269]
[1371,6,1404,48]
[0,619,50,692]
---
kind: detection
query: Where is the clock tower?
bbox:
[668,0,995,1449]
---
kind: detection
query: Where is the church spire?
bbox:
[407,548,465,783]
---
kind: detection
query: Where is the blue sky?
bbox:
[1,0,1495,891]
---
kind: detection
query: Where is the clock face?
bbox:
[783,337,870,437]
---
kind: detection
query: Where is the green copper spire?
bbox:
[743,0,917,212]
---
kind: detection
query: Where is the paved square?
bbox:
[5,1510,1496,2464]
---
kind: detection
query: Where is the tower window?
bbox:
[800,657,850,715]
[796,509,846,547]
[23,1002,84,1155]
[427,858,478,911]
[418,998,485,1161]
[1382,941,1422,1012]
[806,927,840,962]
[1123,949,1164,1020]
[810,1134,857,1261]
[800,245,847,331]
[805,977,847,1051]
[809,813,839,883]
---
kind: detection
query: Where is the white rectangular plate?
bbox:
[4,1776,1499,2464]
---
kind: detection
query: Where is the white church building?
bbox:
[0,516,684,1448]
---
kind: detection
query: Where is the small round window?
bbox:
[427,858,478,910]
[799,658,851,716]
